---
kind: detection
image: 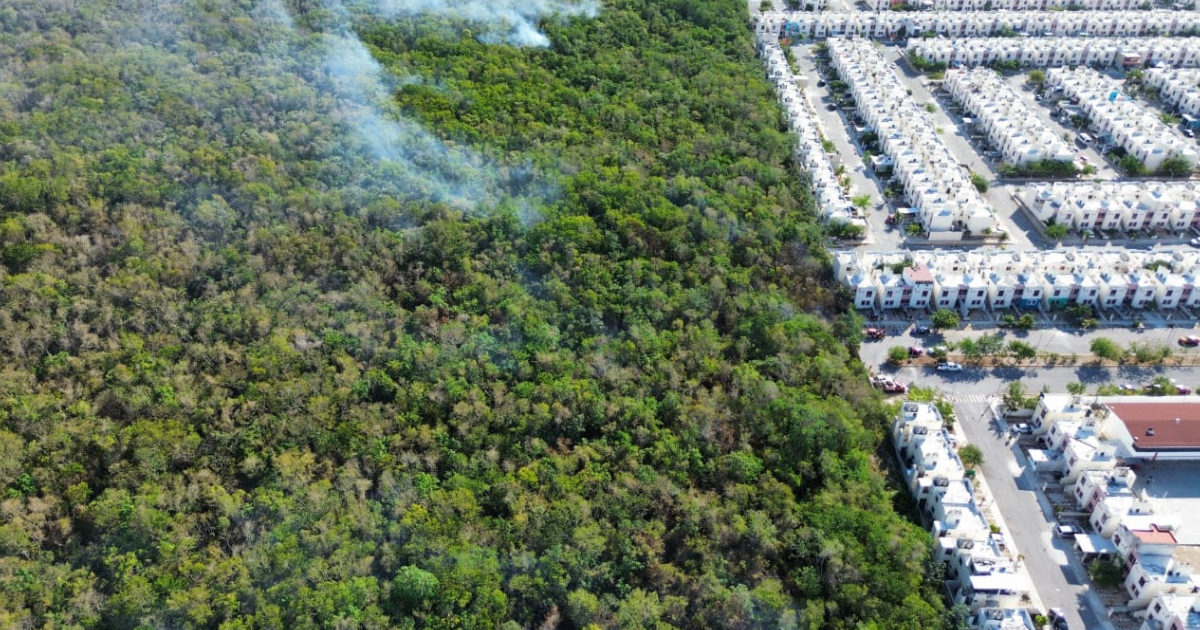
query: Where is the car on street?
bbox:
[817,80,826,87]
[908,346,925,357]
[881,380,908,394]
[1120,383,1138,392]
[1190,237,1200,248]
[826,103,838,111]
[936,361,963,371]
[1179,386,1194,395]
[913,325,932,335]
[1054,524,1081,538]
[866,327,885,340]
[1011,423,1032,435]
[1180,335,1200,346]
[1185,128,1195,138]
[1048,607,1069,630]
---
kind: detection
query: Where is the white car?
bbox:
[936,361,963,372]
[1012,423,1032,435]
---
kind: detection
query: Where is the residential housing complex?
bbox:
[757,10,1200,41]
[865,0,1160,11]
[1023,181,1200,234]
[893,403,1033,613]
[1146,68,1200,120]
[828,38,995,233]
[1024,395,1200,613]
[908,37,1200,69]
[1047,67,1198,171]
[945,67,1074,165]
[757,35,865,230]
[835,248,1200,313]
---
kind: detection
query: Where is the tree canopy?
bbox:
[0,0,949,628]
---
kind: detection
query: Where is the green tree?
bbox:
[932,308,960,330]
[970,172,989,193]
[1027,69,1046,89]
[958,444,984,469]
[1045,223,1070,241]
[1091,337,1123,361]
[1007,340,1037,360]
[1067,382,1087,395]
[889,345,911,364]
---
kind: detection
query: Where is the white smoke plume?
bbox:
[371,0,599,47]
[322,31,497,207]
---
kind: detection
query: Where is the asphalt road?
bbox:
[792,44,904,251]
[955,401,1112,630]
[861,325,1200,373]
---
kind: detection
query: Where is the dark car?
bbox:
[817,80,826,87]
[1180,335,1200,347]
[908,346,925,357]
[913,325,932,335]
[1048,607,1069,630]
[827,103,839,111]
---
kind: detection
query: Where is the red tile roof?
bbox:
[1107,401,1200,450]
[1133,525,1178,545]
[904,263,934,284]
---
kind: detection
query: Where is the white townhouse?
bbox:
[1138,593,1200,630]
[1048,67,1198,171]
[946,67,1074,165]
[1147,68,1200,120]
[756,33,868,233]
[829,38,995,233]
[908,37,1200,70]
[757,11,1200,41]
[1024,182,1200,235]
[835,250,1200,314]
[1126,554,1197,610]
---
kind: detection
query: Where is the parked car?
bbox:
[866,327,885,340]
[913,325,932,335]
[908,346,925,357]
[1011,423,1032,435]
[1185,128,1195,138]
[1178,386,1194,395]
[1190,237,1200,248]
[1048,607,1069,630]
[1180,335,1200,347]
[817,80,826,87]
[1054,524,1081,538]
[936,361,963,372]
[881,380,908,394]
[826,103,838,111]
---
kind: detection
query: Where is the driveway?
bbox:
[955,401,1114,630]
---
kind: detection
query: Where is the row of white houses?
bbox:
[1146,67,1200,119]
[893,402,1036,624]
[756,10,1200,40]
[835,248,1200,313]
[1024,181,1200,233]
[828,38,996,232]
[864,0,1173,12]
[907,37,1200,69]
[1047,66,1198,171]
[945,67,1075,164]
[758,31,867,230]
[1026,395,1200,620]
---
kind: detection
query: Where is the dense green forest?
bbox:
[0,0,952,628]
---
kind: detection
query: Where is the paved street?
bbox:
[793,44,905,251]
[860,324,1200,369]
[955,401,1113,630]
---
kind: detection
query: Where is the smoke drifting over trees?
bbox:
[370,0,599,46]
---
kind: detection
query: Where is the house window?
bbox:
[1139,577,1147,587]
[1167,290,1174,296]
